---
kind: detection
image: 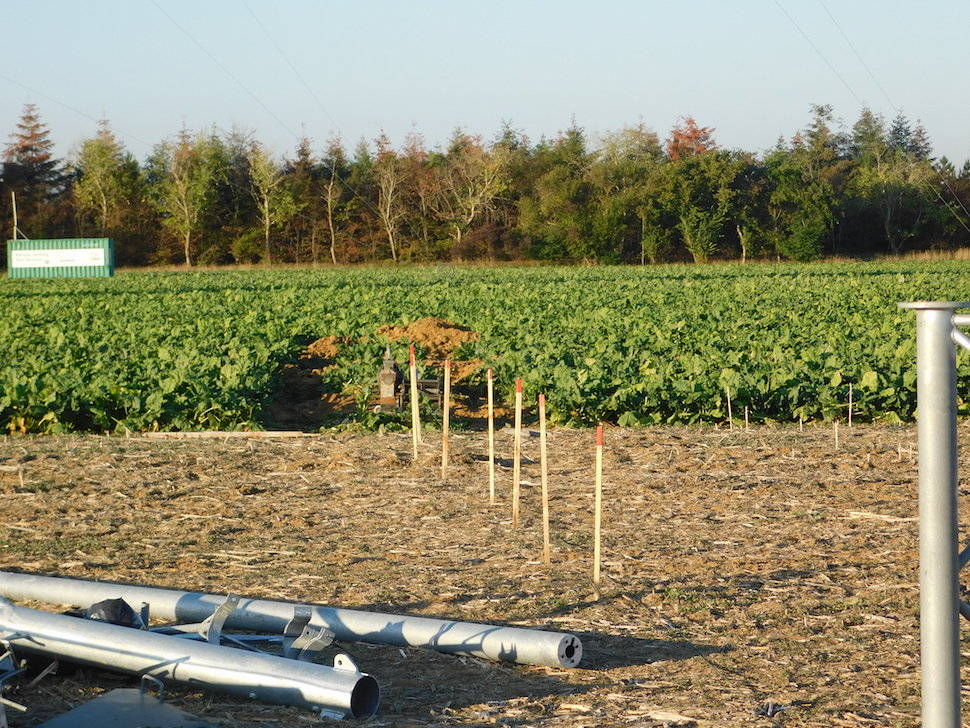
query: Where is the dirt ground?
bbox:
[0,423,966,727]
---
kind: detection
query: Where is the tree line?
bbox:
[2,102,969,267]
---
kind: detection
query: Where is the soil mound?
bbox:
[377,318,483,382]
[302,336,344,361]
[376,318,480,360]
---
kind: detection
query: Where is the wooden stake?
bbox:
[593,424,604,598]
[11,190,18,240]
[744,406,749,431]
[441,359,450,479]
[409,344,420,459]
[799,413,804,432]
[487,368,495,504]
[726,387,733,430]
[848,383,853,427]
[834,420,840,451]
[512,378,523,527]
[539,394,550,564]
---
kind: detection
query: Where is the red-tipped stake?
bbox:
[539,394,550,564]
[409,344,421,460]
[487,368,495,504]
[512,378,523,527]
[593,424,604,598]
[441,360,451,479]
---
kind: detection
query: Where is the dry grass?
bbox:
[0,423,967,726]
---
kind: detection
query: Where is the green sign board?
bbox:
[6,238,115,278]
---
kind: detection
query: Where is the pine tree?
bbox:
[908,121,933,160]
[3,103,64,212]
[850,107,885,161]
[888,113,912,152]
[285,135,319,262]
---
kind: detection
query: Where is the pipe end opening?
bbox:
[351,674,380,718]
[559,635,583,667]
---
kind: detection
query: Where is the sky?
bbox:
[2,0,969,163]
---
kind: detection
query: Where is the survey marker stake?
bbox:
[539,394,551,564]
[487,368,496,504]
[593,424,604,598]
[441,360,451,479]
[410,344,421,459]
[512,378,523,527]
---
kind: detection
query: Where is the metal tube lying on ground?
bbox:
[0,598,379,720]
[0,572,583,668]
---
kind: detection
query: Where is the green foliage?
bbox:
[231,228,264,263]
[1,262,968,434]
[6,104,968,266]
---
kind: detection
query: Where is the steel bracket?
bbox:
[153,594,239,644]
[283,606,334,661]
[333,652,359,672]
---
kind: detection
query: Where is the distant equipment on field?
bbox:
[6,238,115,278]
[376,345,442,411]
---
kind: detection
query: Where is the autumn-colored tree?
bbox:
[399,131,441,258]
[665,117,717,160]
[433,130,509,258]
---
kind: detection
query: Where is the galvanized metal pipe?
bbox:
[0,572,583,668]
[900,301,969,728]
[0,598,379,719]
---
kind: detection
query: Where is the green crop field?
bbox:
[1,262,968,434]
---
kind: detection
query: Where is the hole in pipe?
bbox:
[351,675,380,718]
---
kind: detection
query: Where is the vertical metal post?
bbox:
[900,301,967,728]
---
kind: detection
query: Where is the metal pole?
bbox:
[0,598,379,719]
[900,301,968,728]
[0,572,583,668]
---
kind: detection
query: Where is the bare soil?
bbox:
[0,423,965,727]
[266,319,484,429]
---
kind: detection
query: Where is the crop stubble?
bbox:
[0,423,967,726]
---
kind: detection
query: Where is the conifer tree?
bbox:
[3,104,64,235]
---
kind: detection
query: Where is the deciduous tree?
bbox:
[248,142,299,264]
[147,130,223,266]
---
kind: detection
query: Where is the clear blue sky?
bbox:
[3,1,969,163]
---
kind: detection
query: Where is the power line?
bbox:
[237,0,386,221]
[772,1,863,106]
[148,0,300,140]
[816,0,970,232]
[816,1,894,111]
[774,0,970,236]
[239,0,342,134]
[0,72,153,151]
